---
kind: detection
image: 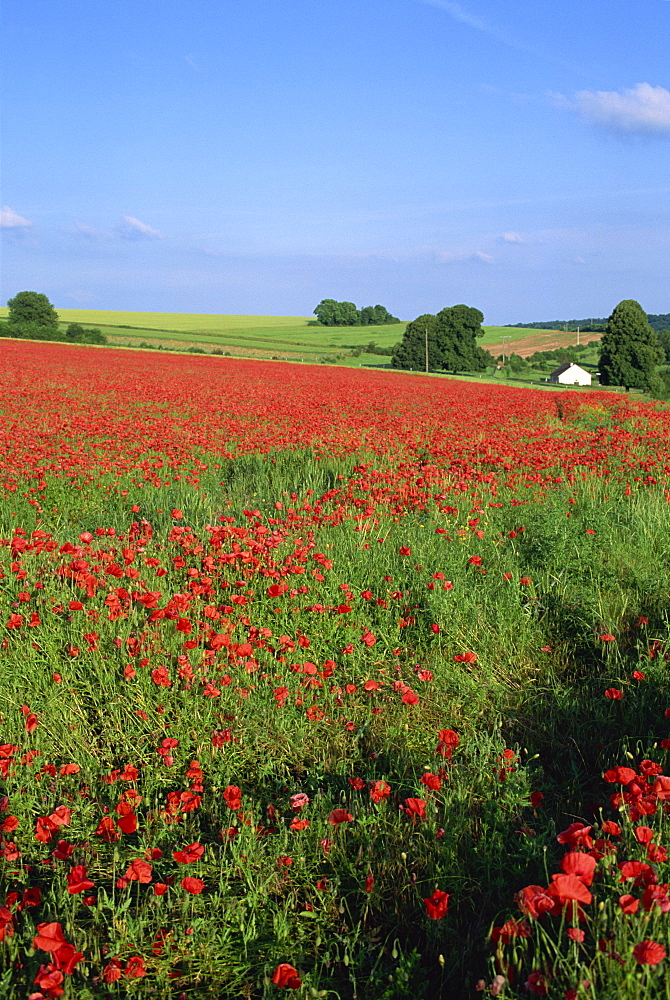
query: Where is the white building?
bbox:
[549,362,592,386]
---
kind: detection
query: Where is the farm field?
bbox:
[0,309,557,364]
[1,340,670,998]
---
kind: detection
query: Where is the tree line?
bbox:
[313,300,399,326]
[507,312,670,334]
[2,291,107,344]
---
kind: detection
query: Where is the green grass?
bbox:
[0,309,555,362]
[3,453,670,998]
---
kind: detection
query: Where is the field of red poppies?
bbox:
[2,340,670,999]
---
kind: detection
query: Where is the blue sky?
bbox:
[2,0,669,323]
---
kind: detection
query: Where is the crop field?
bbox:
[0,310,551,364]
[1,340,670,998]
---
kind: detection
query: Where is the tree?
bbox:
[598,300,664,393]
[390,314,440,370]
[313,299,360,326]
[435,304,490,372]
[313,299,398,326]
[656,329,670,364]
[7,291,59,338]
[391,304,492,373]
[359,304,399,326]
[66,323,108,345]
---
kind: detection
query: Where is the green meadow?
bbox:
[0,309,551,364]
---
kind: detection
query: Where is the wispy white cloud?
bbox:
[419,0,490,32]
[1,205,32,228]
[498,231,525,244]
[66,289,97,303]
[435,248,494,264]
[117,215,164,240]
[556,83,670,135]
[73,221,106,239]
[416,1,584,72]
[185,53,199,70]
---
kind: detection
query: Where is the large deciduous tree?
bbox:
[390,314,440,370]
[391,304,491,373]
[598,300,664,393]
[7,291,59,339]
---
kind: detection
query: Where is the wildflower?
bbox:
[272,963,302,989]
[633,940,666,965]
[181,876,205,895]
[290,793,310,811]
[328,808,354,825]
[172,842,204,864]
[370,780,391,803]
[424,889,449,919]
[404,797,427,821]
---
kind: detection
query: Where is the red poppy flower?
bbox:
[52,942,85,974]
[124,859,153,883]
[559,852,596,886]
[436,728,459,759]
[223,785,242,810]
[103,959,123,983]
[603,766,637,785]
[33,922,67,952]
[556,823,593,848]
[124,955,147,978]
[619,894,639,913]
[525,971,550,995]
[546,874,593,907]
[272,963,302,989]
[454,651,477,663]
[633,939,666,965]
[66,865,95,895]
[604,688,623,700]
[172,842,204,864]
[404,797,427,821]
[369,780,391,803]
[423,889,449,919]
[328,808,354,825]
[181,876,205,895]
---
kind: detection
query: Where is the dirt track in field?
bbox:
[487,330,602,358]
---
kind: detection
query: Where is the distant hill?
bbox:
[507,313,670,333]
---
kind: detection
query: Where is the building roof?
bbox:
[549,361,590,377]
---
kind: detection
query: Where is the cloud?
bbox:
[436,248,494,264]
[419,0,490,31]
[117,215,164,240]
[1,206,32,228]
[66,289,97,303]
[416,0,577,69]
[498,231,525,244]
[185,53,199,70]
[73,221,106,239]
[560,83,670,135]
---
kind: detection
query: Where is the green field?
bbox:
[0,307,554,364]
